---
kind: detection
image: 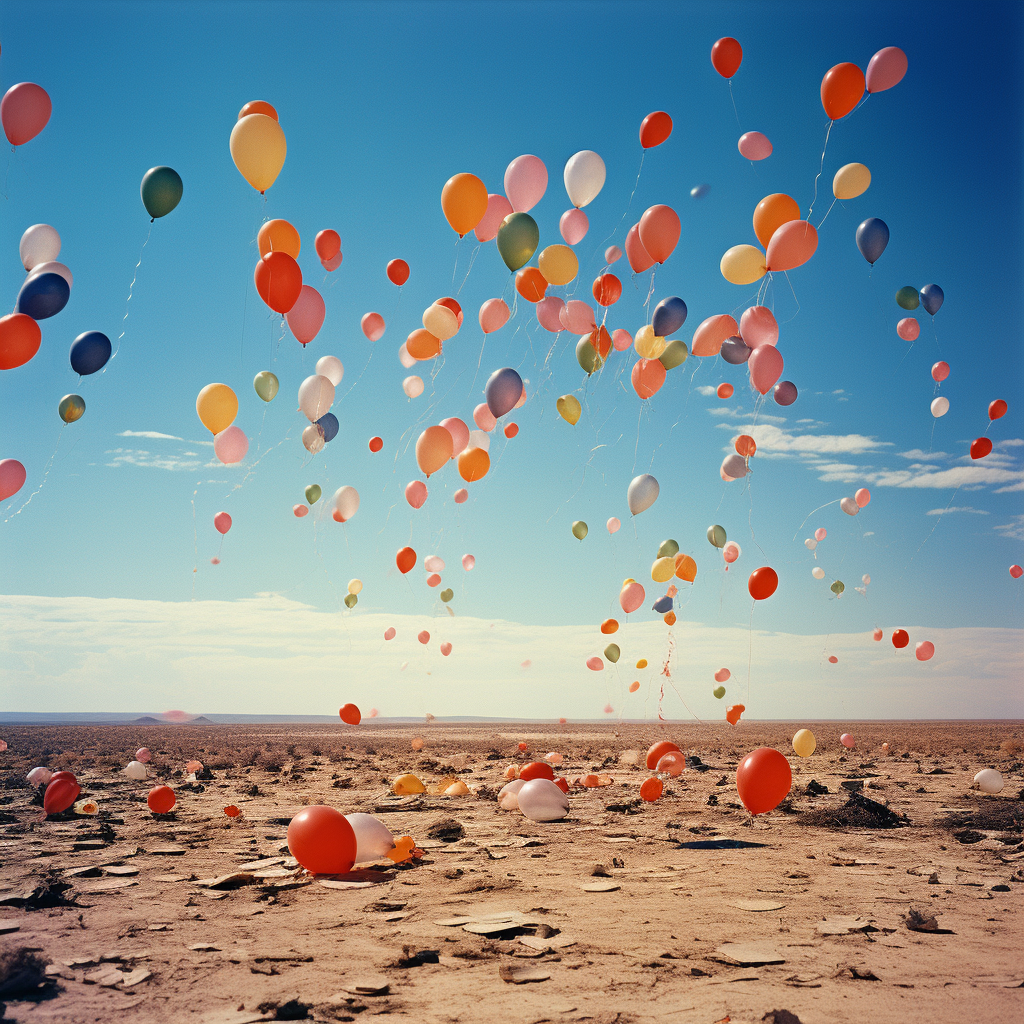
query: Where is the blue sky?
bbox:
[1,1,1021,719]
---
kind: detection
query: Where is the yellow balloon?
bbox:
[634,324,667,359]
[196,383,238,435]
[635,659,648,669]
[556,394,581,425]
[348,579,363,595]
[538,244,579,286]
[651,556,675,583]
[792,729,816,758]
[422,303,459,342]
[230,113,287,193]
[833,163,871,200]
[392,773,426,796]
[720,244,767,285]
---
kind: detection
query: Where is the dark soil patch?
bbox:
[426,817,464,843]
[797,791,909,829]
[939,798,1024,835]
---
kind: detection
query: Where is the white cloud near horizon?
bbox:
[926,506,989,516]
[118,430,183,441]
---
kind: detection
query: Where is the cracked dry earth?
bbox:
[0,721,1021,1024]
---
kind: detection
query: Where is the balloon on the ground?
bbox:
[287,805,356,874]
[517,778,569,821]
[124,760,148,780]
[736,748,791,814]
[147,785,176,814]
[44,775,81,815]
[792,729,816,757]
[346,813,395,863]
[975,769,1004,794]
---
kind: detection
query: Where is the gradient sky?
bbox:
[1,1,1022,720]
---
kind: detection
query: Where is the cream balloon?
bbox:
[498,779,526,810]
[812,567,825,579]
[302,423,325,453]
[19,224,61,270]
[333,485,360,521]
[517,778,569,821]
[563,150,606,208]
[974,769,1004,794]
[344,812,396,863]
[315,355,344,386]
[627,474,659,515]
[634,324,667,359]
[792,729,816,757]
[833,163,871,200]
[931,396,949,417]
[423,303,459,341]
[297,375,334,422]
[124,760,149,780]
[720,244,767,285]
[403,375,424,398]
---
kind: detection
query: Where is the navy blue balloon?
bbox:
[16,272,70,320]
[317,412,339,443]
[920,283,944,316]
[652,296,687,338]
[855,218,889,265]
[720,336,751,365]
[69,331,111,376]
[652,595,674,614]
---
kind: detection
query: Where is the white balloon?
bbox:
[812,567,825,579]
[931,396,949,418]
[627,474,659,516]
[517,778,569,822]
[423,303,458,342]
[20,223,61,270]
[297,374,335,422]
[974,769,1004,794]
[424,555,445,573]
[124,760,149,780]
[720,454,749,481]
[862,574,871,585]
[315,355,344,386]
[333,485,360,521]
[498,779,526,810]
[468,429,490,452]
[27,766,52,786]
[345,812,395,863]
[302,423,325,453]
[840,496,859,516]
[563,150,606,209]
[804,538,817,550]
[398,343,416,369]
[27,261,72,289]
[403,375,424,398]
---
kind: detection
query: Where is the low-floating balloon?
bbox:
[736,747,791,814]
[915,641,935,661]
[792,729,816,758]
[620,580,645,614]
[726,704,745,726]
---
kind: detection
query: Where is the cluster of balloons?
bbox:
[196,383,248,465]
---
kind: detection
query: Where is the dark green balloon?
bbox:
[575,338,603,375]
[496,212,539,272]
[603,643,620,663]
[895,285,920,311]
[344,593,358,609]
[659,339,689,370]
[440,588,454,603]
[141,166,183,220]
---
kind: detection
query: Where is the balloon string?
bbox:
[2,424,65,523]
[815,196,838,231]
[894,481,963,588]
[728,80,743,130]
[109,224,152,366]
[746,600,754,702]
[456,243,481,296]
[781,271,801,322]
[451,234,460,287]
[190,478,203,600]
[792,498,841,541]
[806,119,834,223]
[1,146,13,201]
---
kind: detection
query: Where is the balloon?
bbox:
[720,337,750,365]
[436,417,468,460]
[424,555,444,572]
[855,218,890,265]
[712,685,726,699]
[458,447,489,482]
[896,318,919,341]
[312,356,343,389]
[815,528,827,541]
[896,286,920,310]
[27,766,51,787]
[16,273,69,320]
[521,761,555,782]
[840,733,855,749]
[752,193,801,249]
[774,381,798,406]
[538,245,578,287]
[560,300,596,335]
[294,503,310,518]
[2,83,52,146]
[737,131,772,160]
[740,306,778,348]
[287,805,356,874]
[256,220,300,261]
[748,566,778,600]
[485,367,523,418]
[369,436,383,453]
[473,403,497,432]
[441,172,488,236]
[406,328,440,360]
[726,704,745,726]
[478,298,510,334]
[711,37,743,77]
[989,400,1008,421]
[560,208,589,245]
[736,748,791,814]
[674,554,697,582]
[830,580,845,597]
[44,776,81,815]
[855,488,871,508]
[405,480,428,509]
[517,778,569,822]
[339,703,361,726]
[625,222,655,273]
[610,329,632,354]
[58,394,85,424]
[28,262,72,291]
[68,331,111,377]
[735,435,756,457]
[333,485,359,522]
[892,629,909,649]
[498,779,526,810]
[766,221,818,271]
[286,285,326,346]
[567,519,588,542]
[657,539,679,558]
[812,567,825,579]
[872,628,884,641]
[302,425,325,454]
[393,772,425,795]
[496,212,540,271]
[971,437,993,460]
[657,339,688,371]
[147,785,176,814]
[638,205,680,263]
[516,267,547,303]
[316,412,339,443]
[721,454,748,481]
[627,474,659,515]
[633,325,666,360]
[254,251,302,313]
[833,163,871,200]
[975,769,1004,795]
[124,760,149,780]
[138,166,184,223]
[748,345,784,394]
[309,229,340,263]
[414,426,452,478]
[718,383,735,399]
[620,580,645,613]
[230,113,286,192]
[1011,565,1024,579]
[196,384,238,435]
[639,110,673,148]
[840,496,859,515]
[403,375,424,399]
[920,284,944,315]
[420,305,456,344]
[563,150,606,208]
[504,422,519,439]
[386,259,410,286]
[392,546,417,575]
[866,46,908,93]
[915,641,935,662]
[720,245,766,285]
[792,730,816,758]
[931,396,949,418]
[504,154,547,212]
[254,371,279,402]
[606,517,621,536]
[298,375,334,422]
[692,314,738,357]
[651,297,687,338]
[587,276,620,312]
[19,225,61,272]
[821,63,865,119]
[213,512,232,536]
[536,295,565,332]
[238,100,278,121]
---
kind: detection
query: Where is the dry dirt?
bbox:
[0,720,1022,1024]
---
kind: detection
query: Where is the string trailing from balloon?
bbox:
[109,224,152,365]
[2,425,65,523]
[806,118,834,225]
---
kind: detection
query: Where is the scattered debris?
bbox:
[426,818,464,843]
[798,791,909,829]
[499,964,550,984]
[0,947,51,1000]
[904,909,954,934]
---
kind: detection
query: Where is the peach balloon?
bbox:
[473,403,497,432]
[536,295,566,332]
[692,314,738,357]
[560,208,589,245]
[405,480,428,509]
[766,220,818,272]
[605,245,623,264]
[752,193,801,250]
[440,417,470,458]
[475,194,514,243]
[737,131,772,160]
[479,298,510,334]
[739,306,779,348]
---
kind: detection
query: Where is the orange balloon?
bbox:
[735,434,756,457]
[735,747,791,814]
[504,422,519,439]
[254,251,302,314]
[238,100,278,121]
[516,267,548,302]
[520,761,555,782]
[639,777,663,802]
[646,740,681,770]
[581,774,601,788]
[821,63,866,120]
[726,703,745,726]
[639,111,673,149]
[0,313,42,370]
[315,229,341,261]
[416,425,454,477]
[711,37,743,78]
[257,219,300,259]
[600,618,619,634]
[664,611,677,625]
[406,328,441,360]
[752,193,801,249]
[629,680,640,693]
[553,777,570,794]
[147,785,176,814]
[674,554,697,582]
[632,357,666,399]
[588,325,612,358]
[765,220,818,272]
[339,703,361,726]
[458,447,490,482]
[592,273,622,306]
[287,805,357,874]
[224,805,241,817]
[387,259,410,286]
[441,172,488,236]
[396,546,417,574]
[748,566,778,600]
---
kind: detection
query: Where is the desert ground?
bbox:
[0,720,1022,1024]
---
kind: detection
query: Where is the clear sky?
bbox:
[1,1,1022,720]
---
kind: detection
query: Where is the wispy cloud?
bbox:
[898,449,948,462]
[729,423,890,456]
[994,515,1024,541]
[104,448,204,472]
[696,385,717,396]
[118,430,184,441]
[926,506,989,516]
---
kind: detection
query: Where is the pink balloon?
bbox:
[210,557,221,564]
[559,300,596,335]
[721,454,748,481]
[855,488,871,508]
[398,342,416,368]
[931,361,950,382]
[440,417,470,458]
[361,312,385,341]
[293,504,309,518]
[638,205,681,264]
[0,459,27,502]
[691,314,738,357]
[840,733,855,749]
[136,747,152,763]
[625,223,654,273]
[828,655,839,664]
[872,628,883,641]
[462,554,475,570]
[605,246,623,265]
[1009,565,1023,579]
[586,656,604,671]
[723,541,740,563]
[915,641,934,662]
[560,208,589,245]
[815,528,827,541]
[536,296,566,333]
[454,488,469,504]
[766,220,818,272]
[214,511,232,535]
[714,668,730,682]
[418,630,430,644]
[611,329,633,352]
[405,480,428,509]
[1,83,52,146]
[384,627,396,641]
[504,155,548,212]
[896,317,919,341]
[606,517,621,534]
[739,306,779,348]
[322,252,343,272]
[286,285,326,346]
[737,131,772,160]
[748,345,784,395]
[214,425,249,464]
[479,298,510,334]
[473,403,497,432]
[475,194,513,243]
[424,555,444,573]
[866,46,908,94]
[620,581,645,614]
[440,642,453,657]
[426,573,441,587]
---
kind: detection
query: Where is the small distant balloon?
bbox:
[690,184,709,199]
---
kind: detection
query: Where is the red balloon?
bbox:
[0,313,42,370]
[638,205,681,264]
[736,747,791,814]
[339,703,361,725]
[396,546,417,574]
[970,437,993,460]
[820,63,866,120]
[631,357,666,399]
[49,771,77,785]
[254,251,302,314]
[516,267,548,303]
[387,259,410,286]
[315,229,341,261]
[640,777,663,802]
[891,629,909,649]
[989,399,1007,421]
[368,436,383,453]
[147,785,176,814]
[238,100,278,121]
[2,82,52,146]
[504,422,519,439]
[747,566,778,601]
[592,274,622,307]
[645,740,681,770]
[520,761,555,782]
[553,776,570,794]
[435,296,464,328]
[726,704,745,726]
[43,776,80,816]
[711,37,743,79]
[639,111,673,148]
[287,805,357,875]
[625,222,654,273]
[224,805,241,818]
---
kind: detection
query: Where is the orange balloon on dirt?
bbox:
[406,328,441,360]
[711,37,743,78]
[147,786,176,814]
[224,805,241,818]
[0,313,42,370]
[458,447,490,482]
[646,740,681,770]
[593,273,622,307]
[821,63,866,120]
[735,434,756,457]
[640,777,663,802]
[752,193,801,249]
[726,704,745,726]
[257,219,300,259]
[520,761,555,782]
[339,703,361,726]
[600,618,619,634]
[553,777,570,794]
[516,267,548,302]
[387,259,410,286]
[748,566,778,600]
[396,546,417,574]
[581,774,601,788]
[239,100,278,120]
[674,554,697,582]
[287,805,357,874]
[441,172,488,236]
[254,251,302,313]
[735,747,792,814]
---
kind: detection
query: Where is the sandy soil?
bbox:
[0,720,1022,1024]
